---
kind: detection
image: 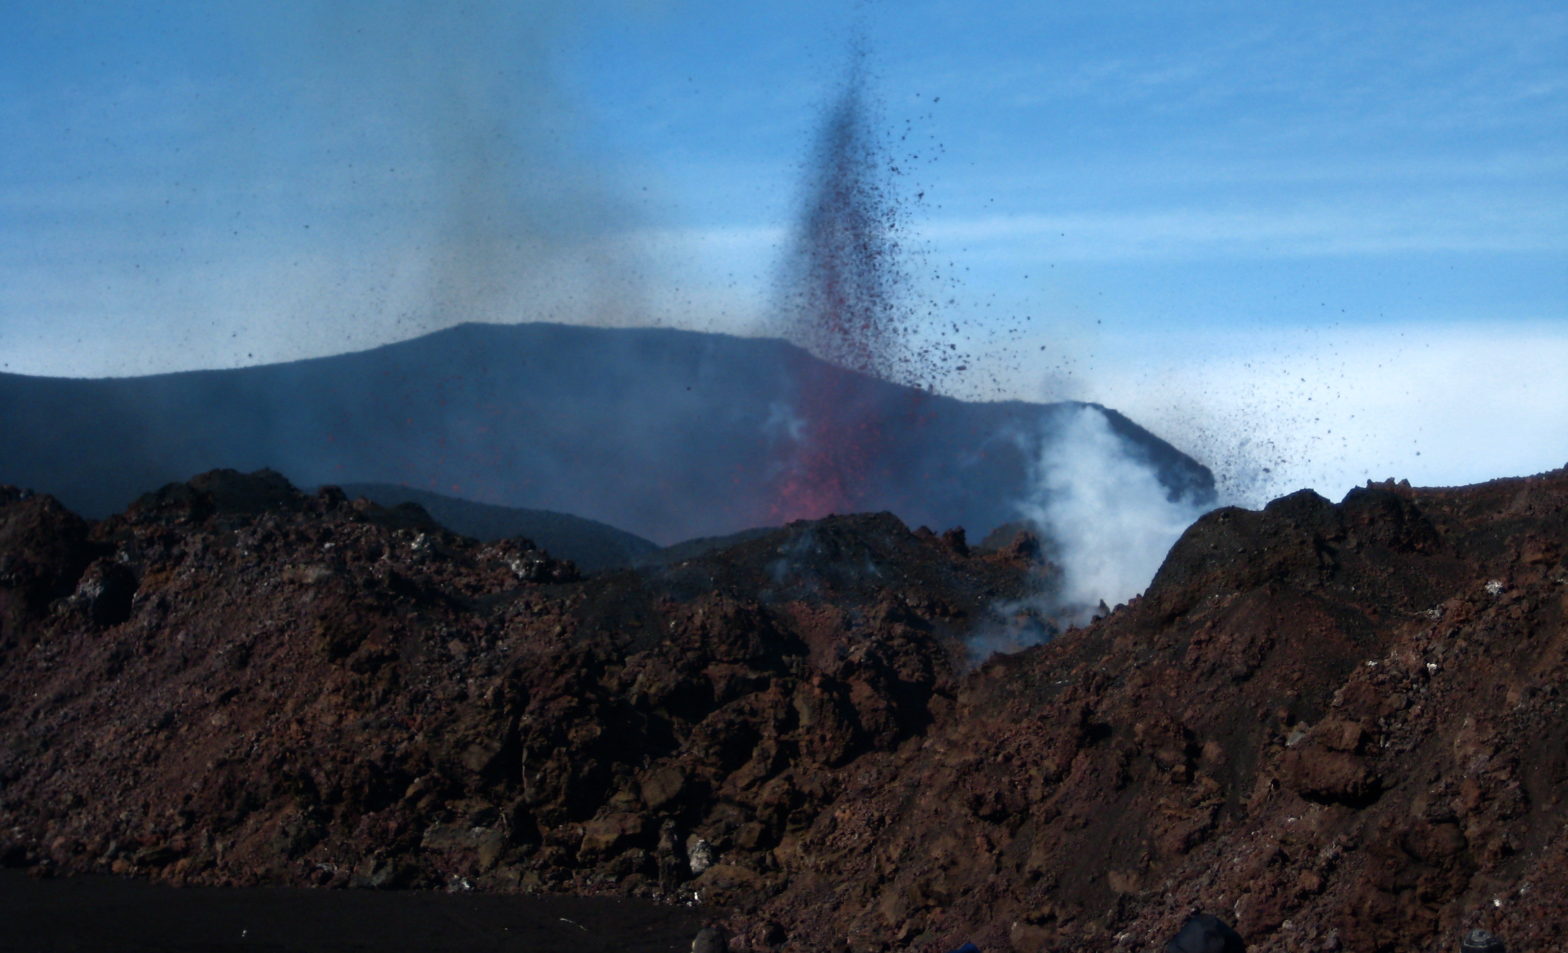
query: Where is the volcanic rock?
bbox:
[1164,913,1245,953]
[1,466,1565,953]
[0,468,1025,897]
[735,473,1568,953]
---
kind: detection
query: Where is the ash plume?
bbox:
[764,44,920,524]
[766,42,1213,623]
[236,0,649,354]
[773,44,908,379]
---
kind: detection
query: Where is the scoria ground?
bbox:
[1,467,1564,953]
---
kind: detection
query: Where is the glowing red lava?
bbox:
[767,51,918,524]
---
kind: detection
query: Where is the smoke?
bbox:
[962,405,1211,664]
[762,46,901,523]
[763,41,970,525]
[285,1,649,332]
[1018,405,1211,621]
[773,45,907,379]
[763,38,1214,623]
[80,0,653,371]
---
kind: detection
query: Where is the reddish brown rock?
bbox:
[0,467,1565,953]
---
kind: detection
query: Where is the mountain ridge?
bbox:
[0,321,1213,544]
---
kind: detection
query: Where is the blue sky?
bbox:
[2,0,1565,502]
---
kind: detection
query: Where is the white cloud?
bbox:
[1054,321,1568,506]
[917,201,1568,261]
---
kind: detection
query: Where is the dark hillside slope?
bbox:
[333,483,657,572]
[0,322,1212,543]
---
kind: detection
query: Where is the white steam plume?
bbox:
[1020,405,1210,619]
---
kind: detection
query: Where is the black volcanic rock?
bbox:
[0,488,96,649]
[0,322,1213,544]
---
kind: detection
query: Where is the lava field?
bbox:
[1,466,1564,952]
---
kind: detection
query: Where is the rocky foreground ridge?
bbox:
[1,468,1565,953]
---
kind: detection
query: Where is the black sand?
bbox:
[0,871,707,953]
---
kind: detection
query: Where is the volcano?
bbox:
[0,321,1211,546]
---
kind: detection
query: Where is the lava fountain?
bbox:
[768,48,920,523]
